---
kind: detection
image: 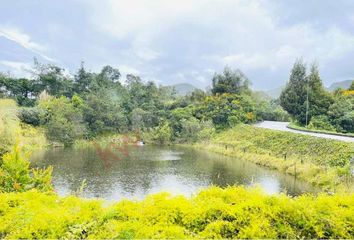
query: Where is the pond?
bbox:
[31,145,317,200]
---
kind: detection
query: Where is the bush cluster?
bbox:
[0,187,353,239]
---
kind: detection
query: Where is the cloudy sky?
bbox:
[0,0,354,90]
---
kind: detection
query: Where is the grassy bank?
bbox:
[1,187,353,239]
[194,124,354,192]
[0,99,47,156]
[288,122,354,138]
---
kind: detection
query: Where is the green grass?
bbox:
[194,124,354,192]
[73,133,138,149]
[0,99,19,155]
[288,122,354,138]
[0,99,47,156]
[1,187,353,239]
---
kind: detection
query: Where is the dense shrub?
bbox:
[148,122,172,144]
[0,99,18,156]
[256,101,290,122]
[196,93,256,129]
[328,95,354,133]
[179,118,214,143]
[0,187,353,239]
[0,99,47,155]
[18,107,44,126]
[308,115,336,131]
[83,90,128,136]
[38,96,86,146]
[0,145,52,193]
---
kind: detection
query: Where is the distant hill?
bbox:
[171,83,198,96]
[264,86,285,99]
[327,80,353,92]
[258,79,353,99]
[252,91,272,101]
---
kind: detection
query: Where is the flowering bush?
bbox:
[0,186,353,239]
[0,145,52,193]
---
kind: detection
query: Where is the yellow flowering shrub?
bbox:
[0,145,52,193]
[0,187,353,239]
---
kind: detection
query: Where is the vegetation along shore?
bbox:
[0,58,353,238]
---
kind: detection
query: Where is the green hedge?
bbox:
[0,187,353,239]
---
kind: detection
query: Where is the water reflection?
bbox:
[31,145,317,200]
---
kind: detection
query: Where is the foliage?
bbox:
[0,76,37,106]
[83,89,128,136]
[32,59,73,97]
[38,96,86,146]
[280,59,308,124]
[0,99,18,156]
[255,99,290,122]
[280,60,352,134]
[279,61,333,125]
[307,64,334,118]
[0,145,53,193]
[308,115,336,132]
[17,107,44,126]
[148,122,172,144]
[179,118,214,143]
[0,99,47,155]
[328,95,354,133]
[196,93,256,129]
[211,67,250,95]
[0,187,353,239]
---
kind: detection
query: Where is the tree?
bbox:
[150,122,172,144]
[280,60,308,124]
[328,96,354,133]
[74,62,93,94]
[196,93,256,129]
[38,96,86,145]
[131,108,146,131]
[92,65,121,89]
[307,64,333,119]
[33,61,73,97]
[211,67,250,95]
[83,89,128,135]
[0,75,38,106]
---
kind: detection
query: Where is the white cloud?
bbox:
[85,0,354,88]
[119,64,140,76]
[0,60,32,77]
[1,1,353,88]
[89,0,206,39]
[0,26,56,62]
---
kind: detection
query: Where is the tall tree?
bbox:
[280,59,307,124]
[94,65,121,89]
[33,60,73,97]
[307,64,333,119]
[211,67,250,95]
[74,62,92,94]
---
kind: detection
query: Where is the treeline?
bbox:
[0,61,288,146]
[280,60,354,133]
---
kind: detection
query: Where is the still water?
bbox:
[31,145,316,200]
